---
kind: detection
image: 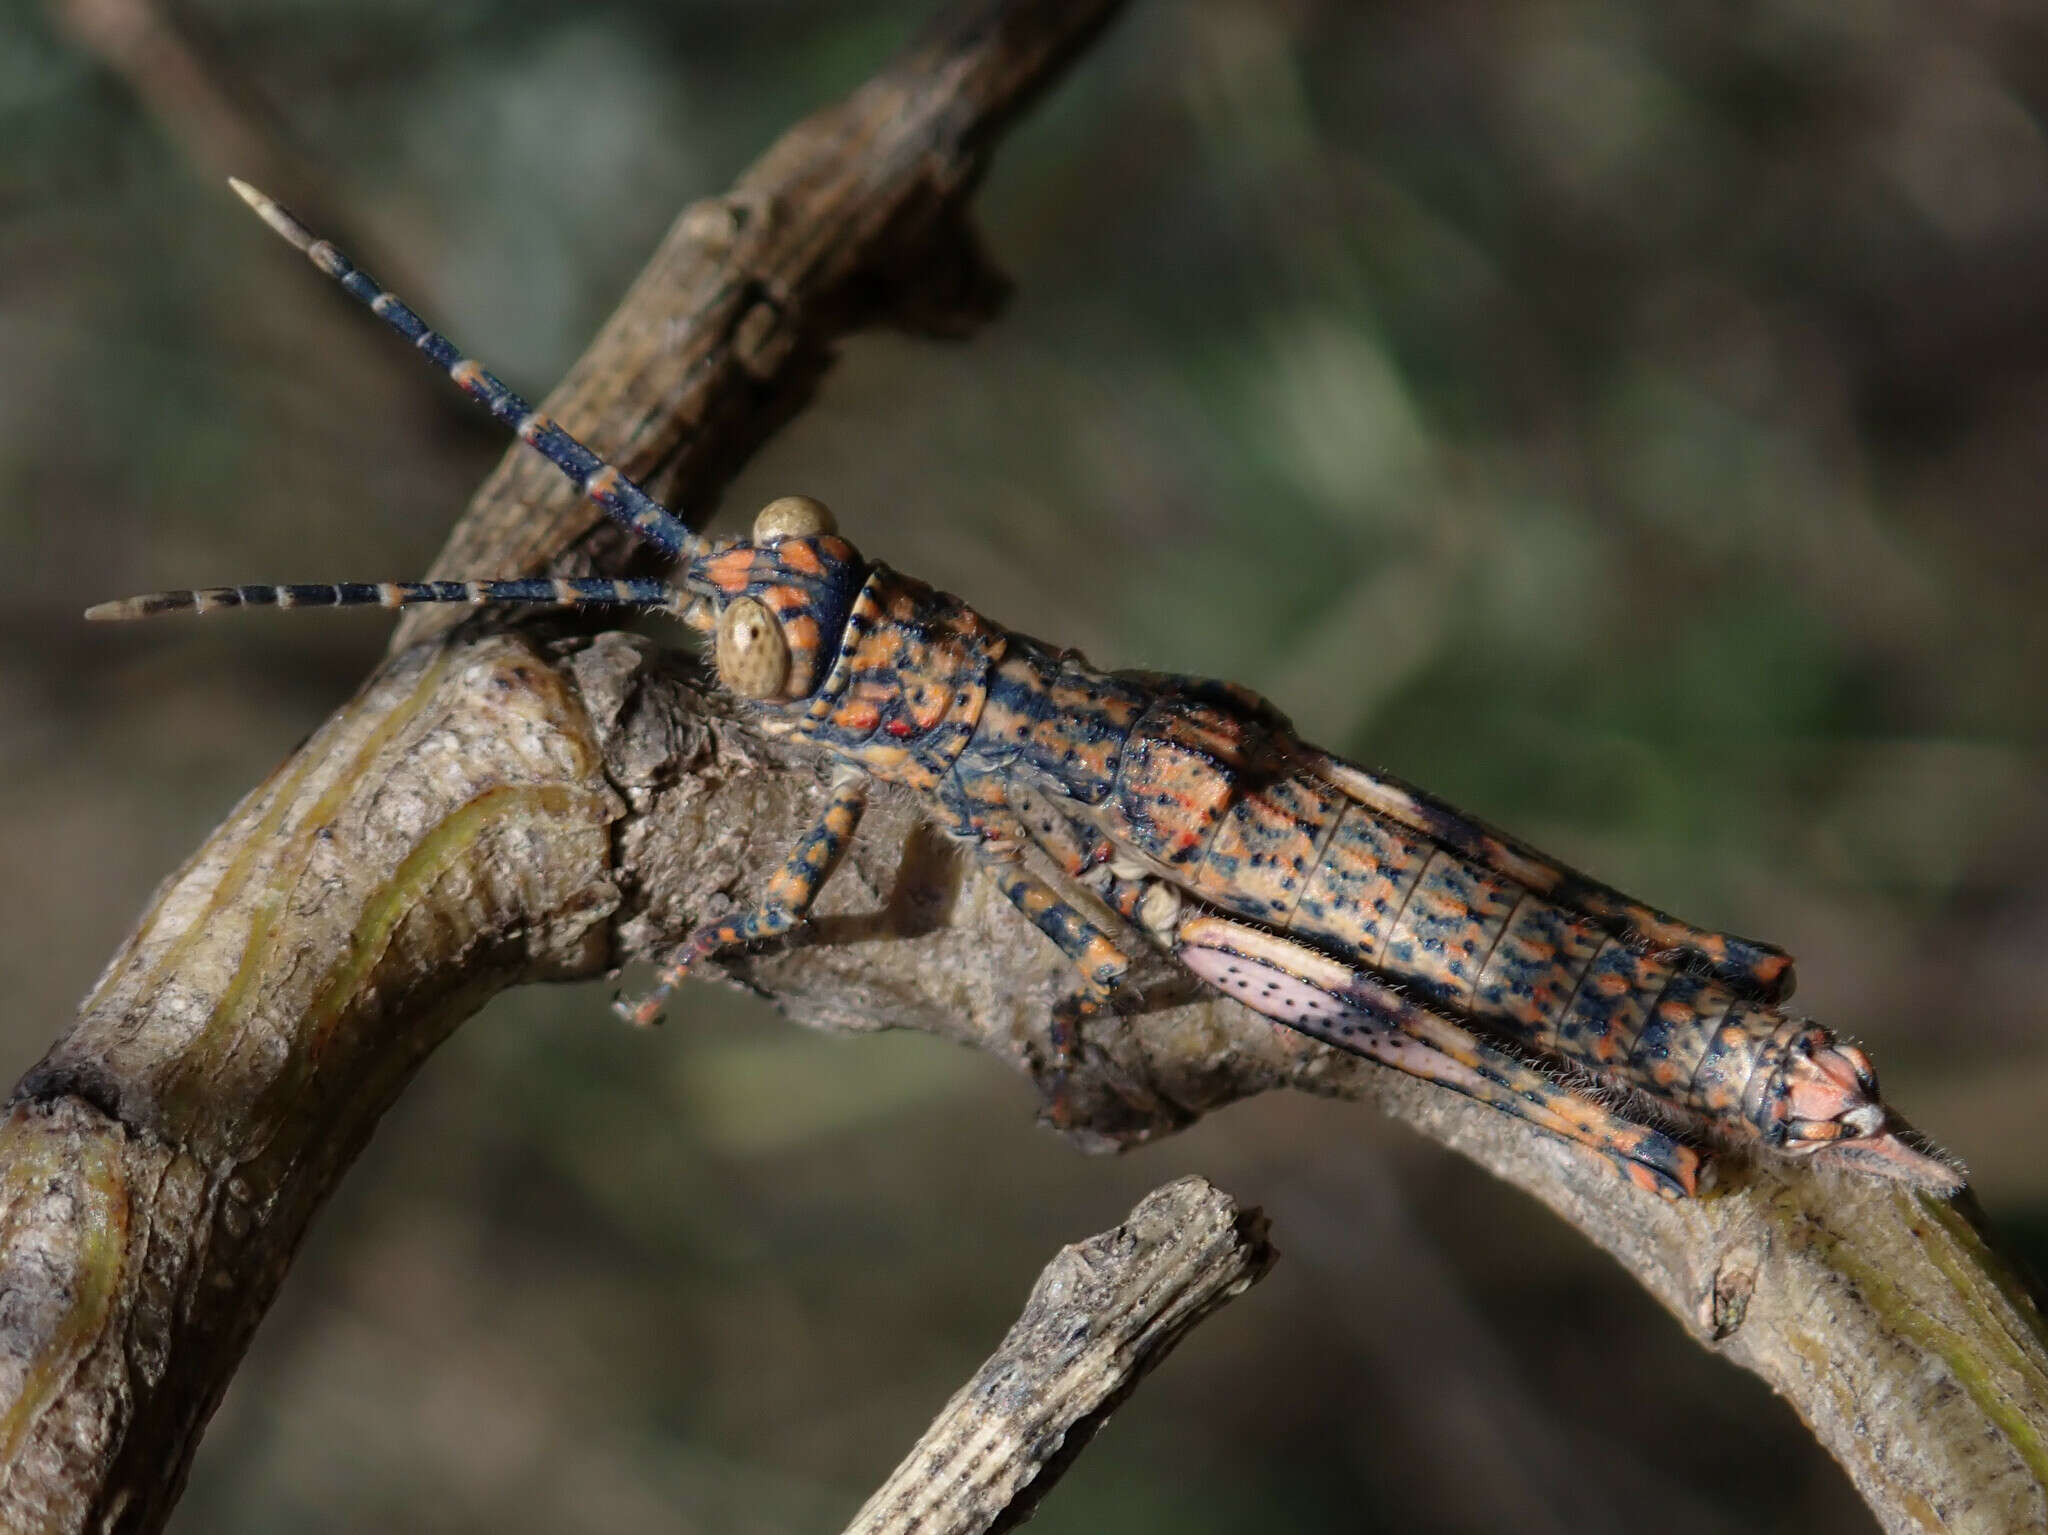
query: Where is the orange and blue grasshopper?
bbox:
[91,183,1959,1201]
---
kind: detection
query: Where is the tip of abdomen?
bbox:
[1781,1042,1964,1193]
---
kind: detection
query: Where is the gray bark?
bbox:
[4,1,2044,1530]
[841,1177,1276,1535]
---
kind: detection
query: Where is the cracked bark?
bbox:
[841,1177,1276,1535]
[5,0,2045,1530]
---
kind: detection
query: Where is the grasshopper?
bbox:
[91,183,1958,1201]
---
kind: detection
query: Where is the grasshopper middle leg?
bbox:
[977,849,1132,1079]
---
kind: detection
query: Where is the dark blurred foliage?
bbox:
[4,1,2047,1530]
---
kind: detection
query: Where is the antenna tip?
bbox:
[86,593,187,621]
[227,176,315,254]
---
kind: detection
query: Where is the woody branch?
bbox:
[3,2,2045,1533]
[841,1177,1276,1535]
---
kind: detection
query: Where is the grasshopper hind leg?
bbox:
[1178,916,1702,1200]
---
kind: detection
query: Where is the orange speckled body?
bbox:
[713,561,1943,1188]
[1053,686,1816,1142]
[784,565,1009,794]
[856,645,1940,1186]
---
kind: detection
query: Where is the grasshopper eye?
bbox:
[715,597,790,698]
[752,495,836,542]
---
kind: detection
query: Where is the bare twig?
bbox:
[6,1,2046,1532]
[841,1177,1275,1535]
[48,0,354,246]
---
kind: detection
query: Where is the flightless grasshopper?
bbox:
[91,182,1959,1201]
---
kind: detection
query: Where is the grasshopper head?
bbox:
[682,497,867,704]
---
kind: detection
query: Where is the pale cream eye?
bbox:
[715,597,791,699]
[751,495,836,543]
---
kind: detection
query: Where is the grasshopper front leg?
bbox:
[617,767,870,1026]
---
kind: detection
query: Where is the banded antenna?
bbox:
[87,578,678,623]
[89,180,705,622]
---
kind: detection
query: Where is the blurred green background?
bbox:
[5,1,2046,1530]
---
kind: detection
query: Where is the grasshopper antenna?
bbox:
[226,177,702,563]
[86,578,680,622]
